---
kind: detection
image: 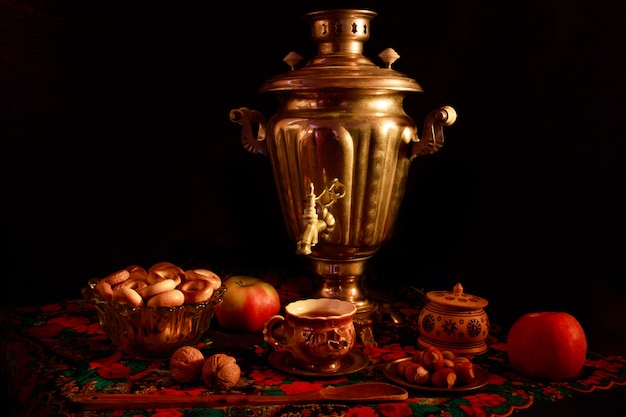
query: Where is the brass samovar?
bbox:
[230,9,456,345]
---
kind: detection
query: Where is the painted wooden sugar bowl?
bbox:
[417,282,489,355]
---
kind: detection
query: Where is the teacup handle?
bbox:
[263,314,289,352]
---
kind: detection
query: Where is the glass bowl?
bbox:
[83,278,226,359]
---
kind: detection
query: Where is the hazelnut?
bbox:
[442,350,456,361]
[404,362,430,384]
[431,367,457,388]
[202,353,241,390]
[422,347,445,371]
[453,356,476,385]
[169,346,205,383]
[396,360,413,377]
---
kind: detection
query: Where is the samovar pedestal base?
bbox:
[310,257,382,346]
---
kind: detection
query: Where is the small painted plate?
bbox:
[384,357,490,393]
[269,349,369,377]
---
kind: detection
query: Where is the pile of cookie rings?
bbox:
[94,262,222,307]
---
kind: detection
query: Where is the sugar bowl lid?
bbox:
[425,282,488,309]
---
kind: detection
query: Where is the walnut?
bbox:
[169,346,205,383]
[202,353,241,390]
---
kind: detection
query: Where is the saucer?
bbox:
[383,357,490,393]
[268,350,369,377]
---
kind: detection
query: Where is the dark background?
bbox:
[2,0,625,355]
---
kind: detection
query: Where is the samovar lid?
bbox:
[260,9,423,93]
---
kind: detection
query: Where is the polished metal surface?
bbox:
[230,9,456,345]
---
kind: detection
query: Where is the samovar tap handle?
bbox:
[296,181,343,255]
[317,178,346,208]
[410,105,457,160]
[229,107,268,155]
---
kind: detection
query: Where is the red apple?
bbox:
[214,275,281,332]
[507,311,587,381]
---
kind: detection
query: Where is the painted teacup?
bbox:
[263,298,357,372]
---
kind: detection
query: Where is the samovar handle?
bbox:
[229,107,268,155]
[410,105,457,160]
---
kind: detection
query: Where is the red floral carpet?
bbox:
[1,271,625,417]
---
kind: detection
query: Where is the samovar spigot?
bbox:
[296,180,344,255]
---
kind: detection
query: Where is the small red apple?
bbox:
[507,311,587,381]
[215,275,281,333]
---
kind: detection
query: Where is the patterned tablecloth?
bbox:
[1,270,625,417]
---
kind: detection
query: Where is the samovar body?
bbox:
[268,93,415,259]
[231,9,456,344]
